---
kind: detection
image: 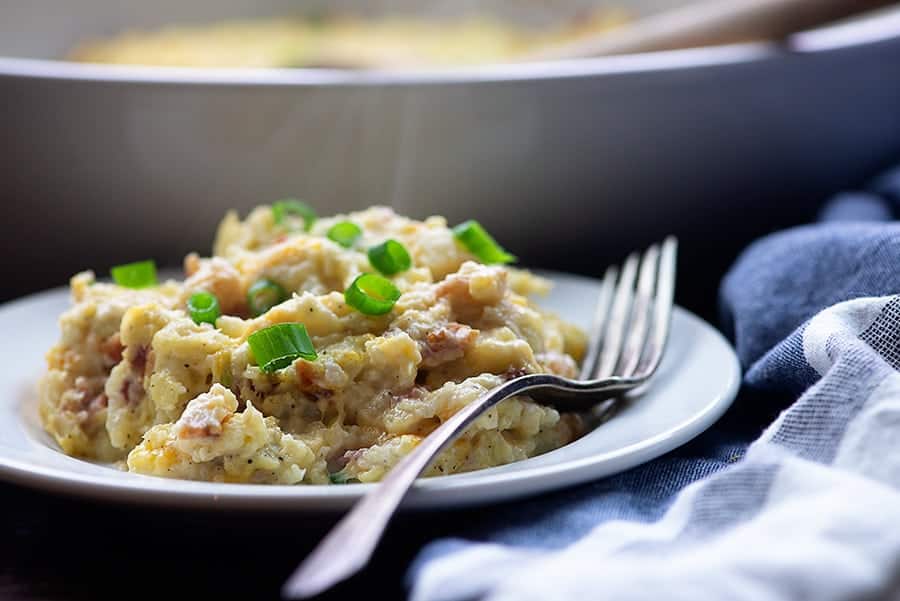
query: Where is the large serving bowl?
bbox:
[3,1,900,311]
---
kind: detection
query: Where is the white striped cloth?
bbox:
[411,295,900,601]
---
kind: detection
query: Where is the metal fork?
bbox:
[283,237,677,599]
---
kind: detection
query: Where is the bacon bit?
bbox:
[119,373,144,406]
[421,323,478,368]
[143,349,155,378]
[391,385,428,405]
[503,366,530,381]
[327,447,365,473]
[99,333,124,365]
[175,388,235,440]
[342,448,365,464]
[177,424,221,439]
[294,361,334,400]
[64,378,108,416]
[274,234,288,244]
[88,393,108,412]
[132,345,148,373]
[177,412,232,438]
[304,389,333,402]
[294,361,314,386]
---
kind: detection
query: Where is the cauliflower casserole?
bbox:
[69,11,627,69]
[39,204,586,484]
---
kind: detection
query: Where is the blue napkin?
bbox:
[407,165,900,599]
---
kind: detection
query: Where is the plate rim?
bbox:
[0,275,741,511]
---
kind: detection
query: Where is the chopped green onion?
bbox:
[272,199,317,232]
[367,239,412,275]
[327,221,363,248]
[452,220,516,265]
[248,323,317,373]
[329,471,351,484]
[111,260,158,289]
[247,278,287,317]
[345,274,401,316]
[187,292,220,326]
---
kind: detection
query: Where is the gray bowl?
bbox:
[3,1,900,312]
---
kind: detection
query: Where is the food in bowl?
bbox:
[39,203,586,484]
[67,11,627,68]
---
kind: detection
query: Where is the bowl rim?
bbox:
[1,8,898,87]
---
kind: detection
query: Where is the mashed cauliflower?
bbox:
[68,12,628,69]
[39,205,586,484]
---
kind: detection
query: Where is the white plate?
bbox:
[0,271,740,510]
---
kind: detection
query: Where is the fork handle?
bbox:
[282,374,633,599]
[282,375,531,599]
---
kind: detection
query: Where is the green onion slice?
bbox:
[345,273,401,316]
[367,239,412,275]
[272,199,317,232]
[247,278,288,317]
[111,260,158,289]
[248,323,317,373]
[187,291,221,326]
[327,221,363,248]
[329,471,351,484]
[452,220,516,265]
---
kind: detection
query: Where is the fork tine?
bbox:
[616,244,660,378]
[578,265,618,380]
[636,237,678,377]
[593,252,639,379]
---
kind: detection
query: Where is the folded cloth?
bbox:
[408,167,900,601]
